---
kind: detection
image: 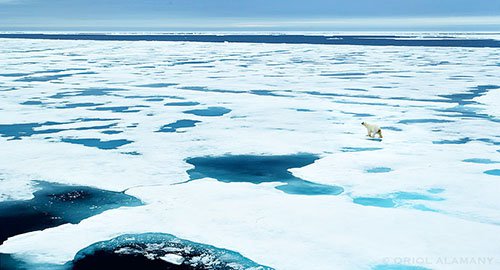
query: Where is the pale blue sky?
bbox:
[0,0,499,31]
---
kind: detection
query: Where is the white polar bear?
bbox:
[362,122,383,138]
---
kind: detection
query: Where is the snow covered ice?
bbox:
[0,35,500,270]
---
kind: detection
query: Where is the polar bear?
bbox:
[362,122,383,138]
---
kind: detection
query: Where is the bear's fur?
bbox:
[362,122,383,138]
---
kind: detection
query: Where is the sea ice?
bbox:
[0,35,499,269]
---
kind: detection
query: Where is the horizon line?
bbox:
[1,15,499,31]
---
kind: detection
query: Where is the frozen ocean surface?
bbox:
[0,33,500,270]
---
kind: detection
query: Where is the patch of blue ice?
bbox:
[427,188,445,194]
[484,169,500,176]
[61,138,132,150]
[186,154,343,196]
[136,83,177,88]
[366,167,392,173]
[157,120,201,133]
[92,106,146,113]
[353,191,444,209]
[20,100,43,105]
[399,119,453,124]
[353,197,396,208]
[463,158,499,164]
[432,137,472,144]
[164,101,200,106]
[183,107,231,117]
[56,102,104,109]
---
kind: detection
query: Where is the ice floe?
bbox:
[0,36,500,269]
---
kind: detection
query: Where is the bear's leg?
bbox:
[377,130,383,138]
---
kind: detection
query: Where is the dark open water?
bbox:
[0,34,499,47]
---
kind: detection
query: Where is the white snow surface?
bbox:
[0,38,499,270]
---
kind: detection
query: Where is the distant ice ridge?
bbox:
[0,37,499,269]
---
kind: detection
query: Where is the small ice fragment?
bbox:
[160,254,185,265]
